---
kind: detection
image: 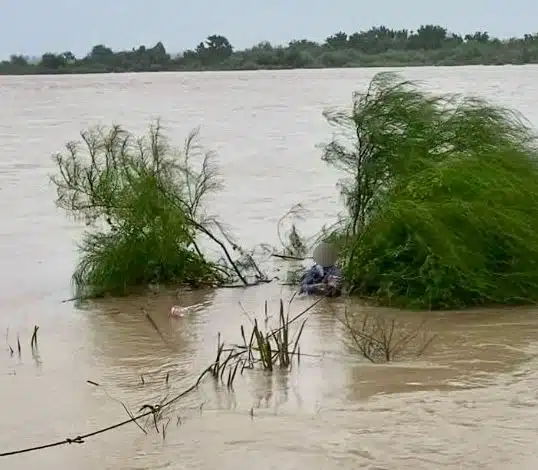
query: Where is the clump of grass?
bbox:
[209,296,323,387]
[51,121,257,299]
[322,71,538,309]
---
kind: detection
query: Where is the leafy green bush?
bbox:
[52,122,244,298]
[322,72,538,309]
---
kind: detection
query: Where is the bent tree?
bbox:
[322,72,538,309]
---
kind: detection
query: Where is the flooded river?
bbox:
[2,66,538,469]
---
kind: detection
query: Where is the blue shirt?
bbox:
[299,264,342,295]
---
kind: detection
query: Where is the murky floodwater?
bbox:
[2,66,538,469]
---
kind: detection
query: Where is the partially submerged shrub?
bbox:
[52,122,251,298]
[339,308,435,363]
[322,72,538,309]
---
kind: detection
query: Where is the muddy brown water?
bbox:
[2,67,538,469]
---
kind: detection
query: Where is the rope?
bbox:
[0,365,212,457]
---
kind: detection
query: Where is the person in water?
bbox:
[299,242,343,297]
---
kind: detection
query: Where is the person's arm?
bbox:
[299,265,322,293]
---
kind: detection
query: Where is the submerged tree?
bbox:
[322,72,538,309]
[51,122,253,298]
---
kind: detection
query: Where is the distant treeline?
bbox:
[2,25,538,75]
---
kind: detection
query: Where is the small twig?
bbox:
[86,379,147,435]
[30,326,39,349]
[271,253,307,261]
[144,311,166,342]
[162,418,170,440]
[5,328,14,357]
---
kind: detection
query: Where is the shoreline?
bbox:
[4,26,538,76]
[0,62,533,78]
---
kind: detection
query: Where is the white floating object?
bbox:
[170,305,188,317]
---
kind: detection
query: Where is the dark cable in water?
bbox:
[0,365,213,457]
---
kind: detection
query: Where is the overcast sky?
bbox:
[1,0,536,59]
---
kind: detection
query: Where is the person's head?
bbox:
[312,242,337,268]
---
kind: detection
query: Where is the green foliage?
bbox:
[51,122,238,298]
[3,26,538,74]
[323,72,538,309]
[72,229,216,298]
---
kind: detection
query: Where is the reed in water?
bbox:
[321,71,538,310]
[209,295,321,385]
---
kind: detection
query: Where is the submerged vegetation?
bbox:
[339,308,435,363]
[209,295,319,382]
[50,72,538,310]
[0,296,328,457]
[4,25,538,75]
[322,72,538,309]
[51,123,265,298]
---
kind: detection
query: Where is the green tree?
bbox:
[196,35,234,64]
[4,24,538,74]
[89,44,114,61]
[410,24,447,50]
[325,32,348,49]
[40,53,67,70]
[9,54,28,66]
[322,72,538,309]
[51,123,255,298]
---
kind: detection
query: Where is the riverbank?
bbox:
[2,26,538,75]
[0,53,534,76]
